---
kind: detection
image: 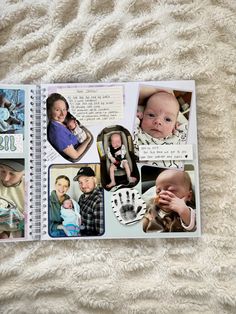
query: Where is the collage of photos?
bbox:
[45,82,199,239]
[0,87,26,241]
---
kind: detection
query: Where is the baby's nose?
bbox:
[154,117,162,125]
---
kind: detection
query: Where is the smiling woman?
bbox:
[49,175,71,237]
[46,93,93,162]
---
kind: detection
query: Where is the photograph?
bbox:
[0,88,24,135]
[49,163,104,238]
[133,85,192,168]
[141,165,196,233]
[97,125,140,191]
[0,159,25,239]
[46,93,93,162]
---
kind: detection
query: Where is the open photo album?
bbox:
[0,80,201,242]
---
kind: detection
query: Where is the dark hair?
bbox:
[55,175,70,187]
[46,93,69,118]
[64,112,77,125]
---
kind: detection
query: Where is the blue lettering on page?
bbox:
[0,135,17,151]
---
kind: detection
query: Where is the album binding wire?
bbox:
[29,86,41,240]
[41,87,48,236]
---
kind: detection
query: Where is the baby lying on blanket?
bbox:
[133,90,188,168]
[60,198,81,237]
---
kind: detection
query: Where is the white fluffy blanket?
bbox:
[0,0,236,313]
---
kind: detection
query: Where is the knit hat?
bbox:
[0,159,24,172]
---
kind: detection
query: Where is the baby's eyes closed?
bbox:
[157,186,176,193]
[167,186,176,193]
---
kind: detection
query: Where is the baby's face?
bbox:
[111,134,122,149]
[155,169,192,201]
[141,93,179,139]
[63,199,73,209]
[67,119,77,130]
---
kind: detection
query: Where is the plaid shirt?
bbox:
[79,186,104,236]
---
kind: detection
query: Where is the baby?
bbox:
[60,198,81,237]
[106,133,137,189]
[133,91,188,166]
[142,169,195,233]
[65,116,87,144]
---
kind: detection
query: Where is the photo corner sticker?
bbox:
[111,188,146,225]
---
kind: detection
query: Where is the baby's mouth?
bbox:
[151,128,162,133]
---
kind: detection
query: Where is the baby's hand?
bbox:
[110,156,116,164]
[158,191,188,215]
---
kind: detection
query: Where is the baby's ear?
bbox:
[186,190,192,202]
[137,111,143,119]
[173,121,180,133]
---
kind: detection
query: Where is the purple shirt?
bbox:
[48,121,79,154]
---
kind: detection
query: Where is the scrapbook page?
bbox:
[0,81,200,242]
[41,80,201,240]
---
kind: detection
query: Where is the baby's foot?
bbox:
[128,176,137,183]
[106,181,116,189]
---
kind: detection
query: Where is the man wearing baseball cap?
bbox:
[73,166,104,236]
[0,159,25,239]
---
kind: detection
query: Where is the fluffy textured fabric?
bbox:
[0,0,236,313]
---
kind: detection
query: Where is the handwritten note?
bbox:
[59,86,124,125]
[139,145,193,161]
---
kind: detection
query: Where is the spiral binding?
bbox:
[41,87,48,236]
[29,86,41,240]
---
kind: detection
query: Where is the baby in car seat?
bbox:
[106,133,137,189]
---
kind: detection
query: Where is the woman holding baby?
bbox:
[49,175,71,237]
[47,93,92,161]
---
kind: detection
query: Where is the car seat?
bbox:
[97,125,139,190]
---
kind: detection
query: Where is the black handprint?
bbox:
[118,191,142,221]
